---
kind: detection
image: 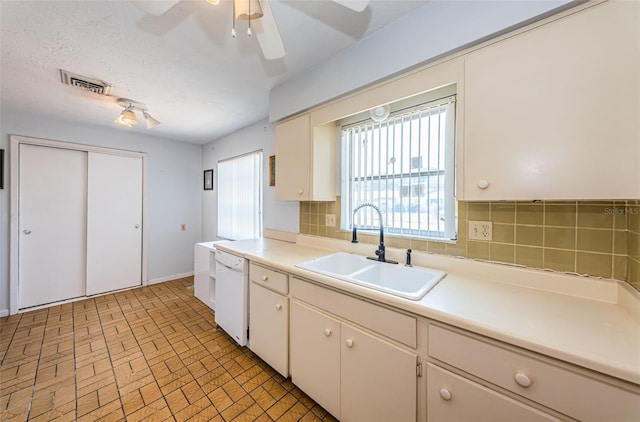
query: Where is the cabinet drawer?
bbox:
[291,277,416,348]
[427,363,558,421]
[249,263,288,294]
[428,324,640,421]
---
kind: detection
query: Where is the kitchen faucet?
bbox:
[351,203,398,264]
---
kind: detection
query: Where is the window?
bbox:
[341,96,456,240]
[217,150,263,240]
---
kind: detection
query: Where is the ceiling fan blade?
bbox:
[254,0,286,60]
[331,0,370,12]
[131,0,181,16]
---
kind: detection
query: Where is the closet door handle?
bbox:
[134,224,141,229]
[23,229,32,235]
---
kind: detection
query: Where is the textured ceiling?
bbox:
[0,0,429,145]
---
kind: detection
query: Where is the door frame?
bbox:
[9,135,148,315]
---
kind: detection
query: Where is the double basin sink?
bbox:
[296,252,446,300]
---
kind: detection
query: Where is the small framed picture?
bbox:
[204,169,214,190]
[269,155,276,187]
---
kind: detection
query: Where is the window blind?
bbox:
[341,96,456,240]
[217,150,263,240]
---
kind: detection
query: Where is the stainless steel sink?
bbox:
[296,252,445,300]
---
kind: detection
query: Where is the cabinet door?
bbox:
[249,283,289,377]
[290,301,341,419]
[427,364,558,422]
[341,324,417,422]
[462,0,640,200]
[86,153,143,295]
[275,114,311,200]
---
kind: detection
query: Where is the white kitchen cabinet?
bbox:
[290,301,341,418]
[290,278,418,421]
[341,323,417,422]
[275,113,336,201]
[249,283,289,377]
[428,323,640,421]
[427,364,558,422]
[248,263,290,377]
[461,0,640,200]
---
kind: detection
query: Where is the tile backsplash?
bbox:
[300,198,640,291]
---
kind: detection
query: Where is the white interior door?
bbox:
[18,144,87,309]
[86,152,143,295]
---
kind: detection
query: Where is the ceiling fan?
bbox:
[132,0,370,60]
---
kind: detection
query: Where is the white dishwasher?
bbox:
[214,250,249,346]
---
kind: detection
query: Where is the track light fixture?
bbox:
[114,98,160,129]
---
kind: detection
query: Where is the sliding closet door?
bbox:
[86,152,143,295]
[18,144,87,309]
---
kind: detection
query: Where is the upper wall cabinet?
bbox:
[460,0,640,201]
[275,113,336,201]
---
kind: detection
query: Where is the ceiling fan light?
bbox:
[206,0,221,5]
[143,111,161,129]
[234,0,263,20]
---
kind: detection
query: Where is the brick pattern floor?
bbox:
[0,278,337,421]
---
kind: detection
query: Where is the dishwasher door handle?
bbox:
[215,260,241,272]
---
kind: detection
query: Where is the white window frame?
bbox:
[341,96,456,240]
[217,150,263,240]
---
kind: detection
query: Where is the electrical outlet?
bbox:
[180,224,186,231]
[325,214,336,227]
[469,221,492,241]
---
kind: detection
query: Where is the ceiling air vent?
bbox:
[59,69,112,96]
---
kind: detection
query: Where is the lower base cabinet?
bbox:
[249,282,289,377]
[428,323,640,421]
[341,323,417,422]
[290,301,341,418]
[290,301,417,421]
[427,364,558,422]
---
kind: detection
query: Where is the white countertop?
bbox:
[214,236,640,385]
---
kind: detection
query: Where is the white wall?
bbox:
[201,118,299,241]
[0,112,202,315]
[269,0,574,121]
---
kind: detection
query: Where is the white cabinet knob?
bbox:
[262,275,268,281]
[324,328,332,336]
[275,304,282,310]
[515,373,532,388]
[345,339,353,348]
[477,179,489,189]
[298,188,304,195]
[439,388,452,401]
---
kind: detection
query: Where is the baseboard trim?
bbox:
[147,272,194,285]
[0,309,9,318]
